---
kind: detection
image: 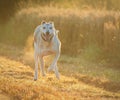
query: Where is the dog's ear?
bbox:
[41,21,46,24]
[49,21,54,25]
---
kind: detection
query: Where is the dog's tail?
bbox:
[56,30,59,35]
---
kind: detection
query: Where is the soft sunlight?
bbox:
[0,0,120,100]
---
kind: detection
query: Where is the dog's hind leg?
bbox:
[48,52,60,79]
[54,64,60,79]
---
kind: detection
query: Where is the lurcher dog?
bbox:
[34,21,61,80]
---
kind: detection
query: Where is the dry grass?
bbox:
[0,43,120,100]
[0,56,120,100]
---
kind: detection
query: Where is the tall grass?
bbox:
[0,6,120,66]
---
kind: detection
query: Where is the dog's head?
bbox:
[41,21,57,41]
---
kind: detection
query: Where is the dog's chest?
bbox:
[41,41,52,48]
[38,41,55,56]
[39,41,54,52]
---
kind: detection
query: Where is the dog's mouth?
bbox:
[41,33,53,42]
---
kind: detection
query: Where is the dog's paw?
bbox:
[34,75,38,81]
[55,72,60,79]
[42,73,46,77]
[47,67,54,72]
[34,78,37,81]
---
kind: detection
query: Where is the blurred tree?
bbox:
[0,0,53,23]
[0,0,120,24]
[0,0,19,23]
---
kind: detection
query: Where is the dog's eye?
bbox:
[49,27,52,29]
[43,27,46,29]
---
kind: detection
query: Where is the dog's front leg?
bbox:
[48,52,60,79]
[34,52,39,81]
[39,56,46,76]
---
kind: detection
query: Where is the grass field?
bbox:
[0,43,120,100]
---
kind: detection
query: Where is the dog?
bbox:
[34,21,61,80]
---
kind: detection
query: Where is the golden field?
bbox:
[0,43,120,100]
[0,0,120,100]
